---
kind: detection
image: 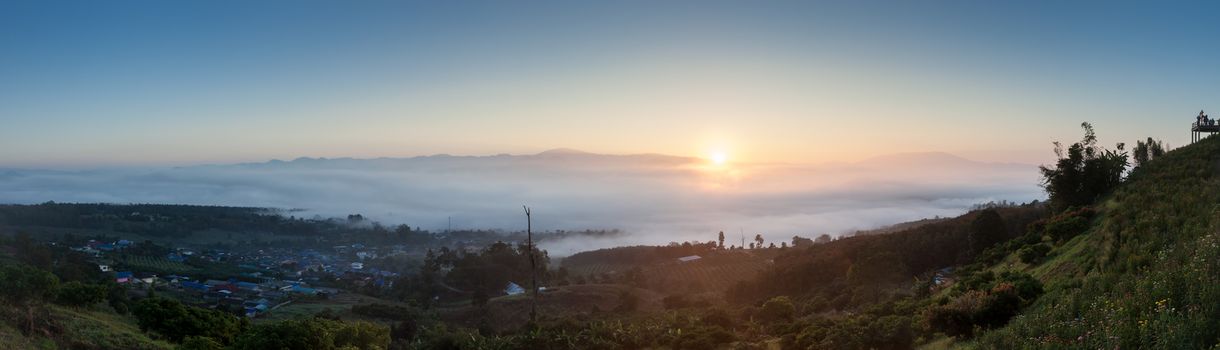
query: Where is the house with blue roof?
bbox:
[235,281,260,291]
[115,271,133,283]
[290,285,317,295]
[180,281,209,292]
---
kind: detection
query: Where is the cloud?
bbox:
[0,151,1045,255]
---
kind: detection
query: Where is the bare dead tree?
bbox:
[523,205,537,324]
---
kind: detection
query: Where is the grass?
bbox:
[967,136,1220,349]
[0,305,173,350]
[51,305,174,350]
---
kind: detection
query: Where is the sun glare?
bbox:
[711,152,728,165]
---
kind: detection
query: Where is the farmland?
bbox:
[561,249,778,293]
[116,255,197,274]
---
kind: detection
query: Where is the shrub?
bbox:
[54,281,106,308]
[969,209,1008,255]
[1017,244,1051,264]
[132,297,244,344]
[179,336,224,350]
[760,296,795,322]
[1042,207,1095,242]
[671,326,734,350]
[231,318,389,350]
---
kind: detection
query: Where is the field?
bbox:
[562,249,777,293]
[117,255,198,274]
[645,257,770,292]
[259,292,403,322]
[441,284,666,332]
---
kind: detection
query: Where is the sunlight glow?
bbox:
[711,152,728,165]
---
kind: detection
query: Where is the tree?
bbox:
[814,234,832,244]
[717,231,725,249]
[0,262,59,334]
[759,296,795,322]
[54,281,106,308]
[616,290,639,312]
[133,297,244,344]
[968,209,1007,256]
[754,234,764,248]
[1132,137,1166,169]
[180,336,225,350]
[1040,122,1129,211]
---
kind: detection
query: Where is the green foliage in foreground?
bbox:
[971,135,1220,349]
[132,297,246,344]
[231,318,390,350]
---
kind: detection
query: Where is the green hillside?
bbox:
[967,135,1220,348]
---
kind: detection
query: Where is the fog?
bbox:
[0,150,1044,255]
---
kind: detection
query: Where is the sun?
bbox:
[710,152,728,165]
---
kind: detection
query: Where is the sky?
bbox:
[3,1,1220,168]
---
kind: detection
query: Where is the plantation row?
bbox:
[118,255,197,274]
[648,259,769,292]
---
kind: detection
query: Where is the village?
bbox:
[69,237,408,319]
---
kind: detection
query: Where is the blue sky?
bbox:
[3,1,1220,168]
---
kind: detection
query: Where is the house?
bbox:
[677,255,702,263]
[504,282,525,296]
[235,281,260,291]
[98,264,111,272]
[350,262,364,270]
[115,271,133,283]
[287,285,317,295]
[180,281,209,292]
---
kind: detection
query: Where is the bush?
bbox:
[54,281,106,308]
[969,209,1008,255]
[760,296,795,322]
[132,297,244,344]
[1017,244,1051,264]
[179,336,224,350]
[231,318,389,350]
[671,326,734,350]
[928,271,1041,338]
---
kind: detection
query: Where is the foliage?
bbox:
[1131,137,1166,169]
[179,336,224,350]
[54,281,107,308]
[1039,122,1129,211]
[968,209,1007,255]
[728,204,1045,304]
[1017,244,1050,264]
[759,296,795,322]
[131,297,244,344]
[231,318,389,350]
[974,131,1220,349]
[0,262,60,305]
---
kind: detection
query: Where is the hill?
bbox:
[963,134,1220,348]
[709,128,1219,349]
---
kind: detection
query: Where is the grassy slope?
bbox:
[961,137,1220,349]
[1,305,172,350]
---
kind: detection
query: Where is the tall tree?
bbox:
[717,231,725,249]
[1132,137,1166,169]
[1039,122,1129,211]
[968,209,1007,255]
